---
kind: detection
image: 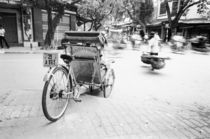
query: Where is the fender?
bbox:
[43,65,69,82]
[104,68,115,82]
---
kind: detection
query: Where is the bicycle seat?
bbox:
[60,54,72,61]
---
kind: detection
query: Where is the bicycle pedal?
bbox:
[73,98,82,102]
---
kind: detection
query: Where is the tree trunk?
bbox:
[44,7,53,49]
[93,21,97,31]
[44,6,64,49]
[171,20,179,35]
[164,0,175,41]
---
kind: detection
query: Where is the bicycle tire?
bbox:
[103,69,115,98]
[42,66,71,122]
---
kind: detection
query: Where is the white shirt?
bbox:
[0,28,5,37]
[131,34,142,41]
[148,34,161,53]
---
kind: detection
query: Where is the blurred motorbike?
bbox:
[141,53,170,70]
[190,36,210,52]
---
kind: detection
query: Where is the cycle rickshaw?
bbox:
[42,31,115,122]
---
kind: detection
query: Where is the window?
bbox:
[171,0,178,16]
[159,1,167,16]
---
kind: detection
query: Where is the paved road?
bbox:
[0,46,210,139]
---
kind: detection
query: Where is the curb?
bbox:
[4,51,44,54]
[1,50,63,54]
[4,52,37,54]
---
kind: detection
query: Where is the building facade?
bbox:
[0,0,77,47]
[147,0,210,41]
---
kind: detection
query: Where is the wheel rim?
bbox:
[45,68,69,119]
[104,70,115,98]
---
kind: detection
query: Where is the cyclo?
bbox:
[42,31,115,122]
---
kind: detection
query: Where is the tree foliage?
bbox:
[164,0,209,30]
[77,0,114,31]
[121,0,154,30]
[109,0,125,22]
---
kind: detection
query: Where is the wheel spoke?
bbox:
[42,67,71,121]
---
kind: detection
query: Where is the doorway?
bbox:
[0,12,18,45]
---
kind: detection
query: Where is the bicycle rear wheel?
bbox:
[42,66,71,122]
[103,69,115,98]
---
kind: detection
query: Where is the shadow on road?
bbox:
[86,88,104,98]
[140,65,151,69]
[146,70,163,75]
[140,65,165,76]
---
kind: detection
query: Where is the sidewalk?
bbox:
[0,46,59,54]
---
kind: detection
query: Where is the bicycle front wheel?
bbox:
[42,66,70,122]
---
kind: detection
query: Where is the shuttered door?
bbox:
[0,12,18,43]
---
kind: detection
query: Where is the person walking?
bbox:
[0,24,10,49]
[131,31,141,48]
[139,29,145,41]
[148,32,161,55]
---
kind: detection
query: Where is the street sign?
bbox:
[43,53,58,67]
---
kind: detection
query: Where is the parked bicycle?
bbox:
[42,31,115,122]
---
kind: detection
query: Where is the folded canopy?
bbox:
[62,31,105,45]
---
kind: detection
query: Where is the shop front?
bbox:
[0,1,78,47]
[0,4,23,46]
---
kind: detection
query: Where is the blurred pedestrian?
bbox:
[131,31,141,48]
[139,29,145,41]
[171,33,186,51]
[148,32,161,55]
[0,24,10,49]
